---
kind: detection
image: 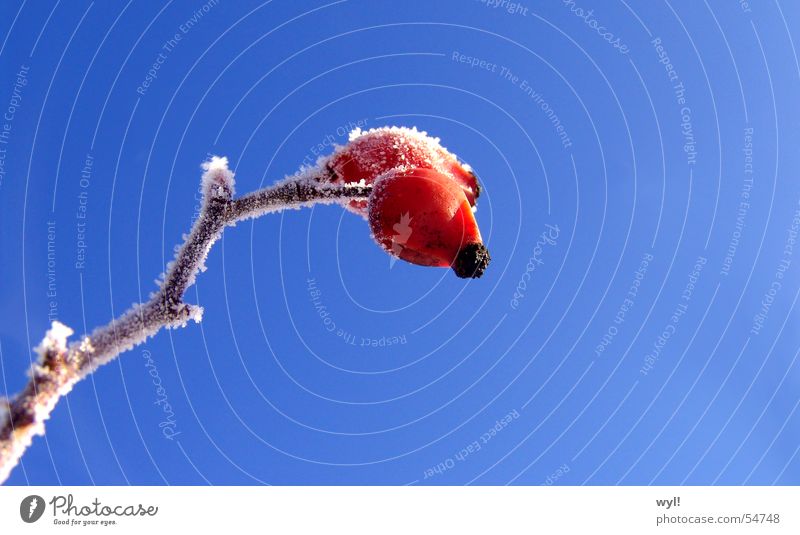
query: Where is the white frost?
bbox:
[201,155,235,197]
[34,321,73,360]
[348,127,364,141]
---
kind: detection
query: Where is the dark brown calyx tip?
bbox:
[452,242,491,278]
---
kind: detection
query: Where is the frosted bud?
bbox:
[201,156,235,198]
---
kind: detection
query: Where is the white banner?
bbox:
[1,486,797,533]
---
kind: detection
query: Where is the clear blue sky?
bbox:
[1,0,799,485]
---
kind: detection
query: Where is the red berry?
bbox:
[368,167,490,278]
[326,127,480,216]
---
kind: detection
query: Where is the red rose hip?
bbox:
[327,127,480,216]
[368,167,490,278]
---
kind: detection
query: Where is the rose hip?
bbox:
[367,167,490,278]
[326,126,480,216]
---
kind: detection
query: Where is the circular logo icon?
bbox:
[20,495,45,523]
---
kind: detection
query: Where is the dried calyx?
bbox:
[453,243,491,279]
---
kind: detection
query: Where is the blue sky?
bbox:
[1,0,799,485]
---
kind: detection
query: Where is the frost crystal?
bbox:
[34,321,73,361]
[201,155,235,197]
[348,127,364,141]
[1,150,373,485]
[329,126,460,181]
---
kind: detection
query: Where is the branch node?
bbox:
[0,155,372,484]
[170,303,204,328]
[201,155,235,200]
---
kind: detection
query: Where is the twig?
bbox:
[0,157,371,484]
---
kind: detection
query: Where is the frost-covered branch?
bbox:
[0,157,371,484]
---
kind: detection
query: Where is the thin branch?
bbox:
[0,157,371,484]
